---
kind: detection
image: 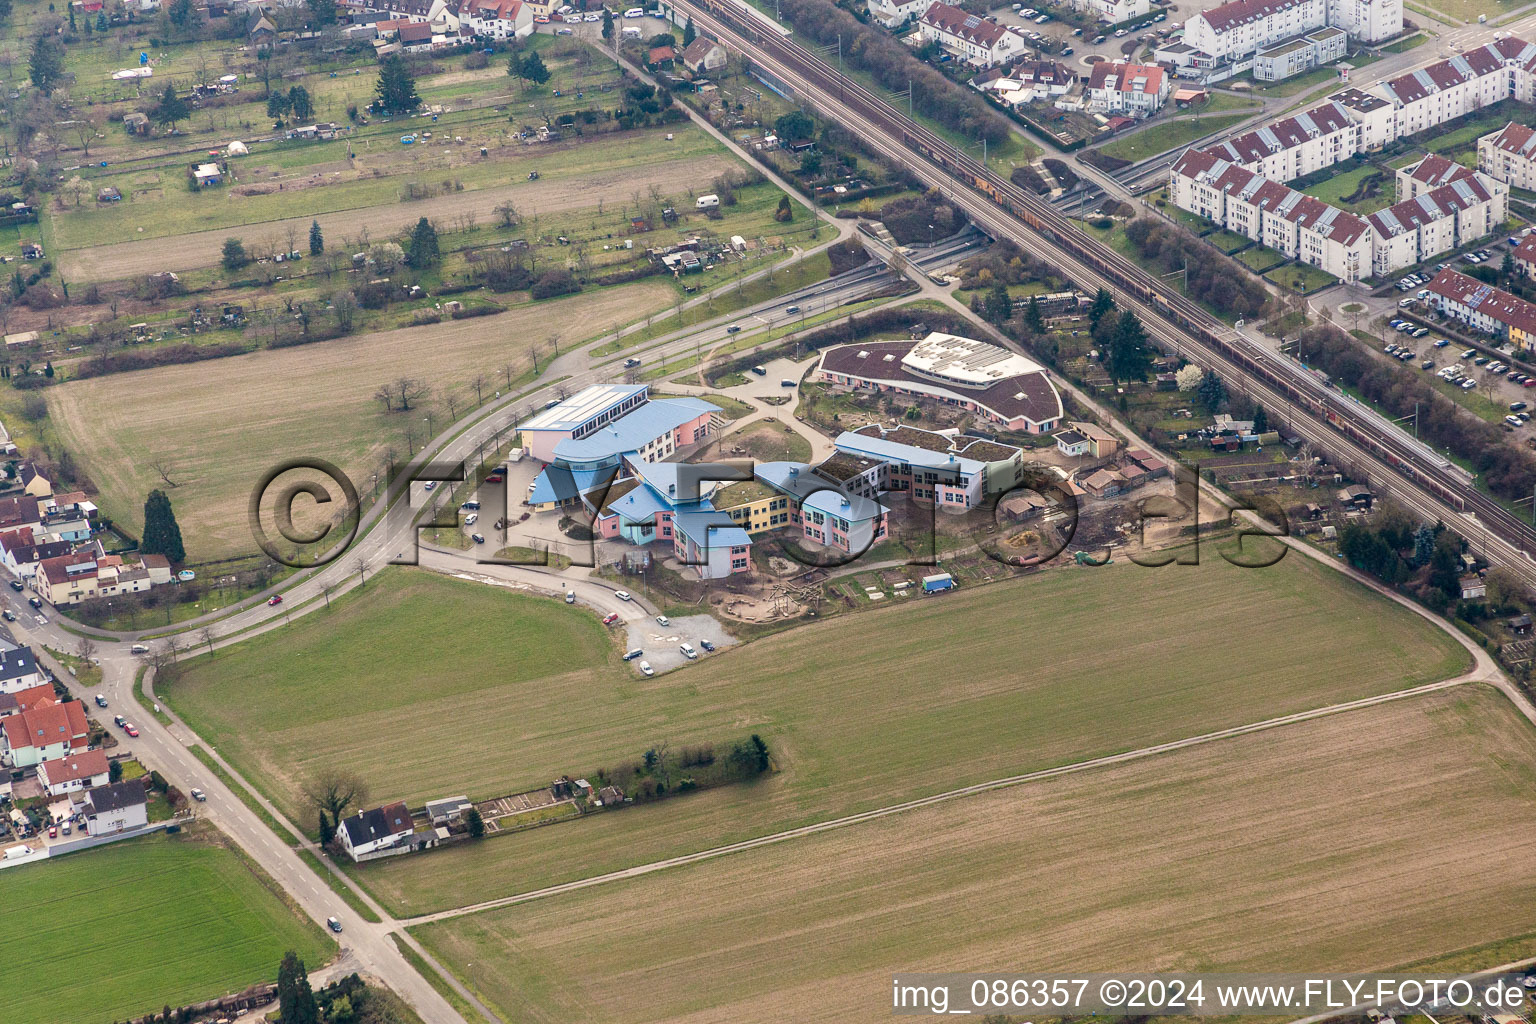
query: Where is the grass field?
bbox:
[1095,113,1253,163]
[1266,262,1339,293]
[44,280,671,561]
[164,555,1467,915]
[1299,162,1393,214]
[410,685,1536,1024]
[0,828,333,1024]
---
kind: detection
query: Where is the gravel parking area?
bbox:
[622,614,738,674]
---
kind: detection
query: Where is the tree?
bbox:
[0,0,15,21]
[221,237,250,272]
[168,0,194,26]
[465,806,486,838]
[373,54,420,113]
[775,194,793,222]
[266,91,292,124]
[304,769,368,830]
[1197,368,1227,413]
[774,110,814,142]
[507,48,527,85]
[1411,522,1436,568]
[1088,287,1114,330]
[308,219,324,256]
[1503,252,1516,280]
[1106,309,1151,382]
[520,50,550,85]
[305,0,337,26]
[407,217,440,267]
[276,952,319,1024]
[1251,405,1268,434]
[601,7,614,41]
[1175,364,1204,391]
[109,759,124,783]
[141,489,186,564]
[152,83,190,131]
[288,85,313,122]
[683,14,695,45]
[29,34,65,94]
[983,281,1011,325]
[317,811,334,846]
[1024,295,1045,333]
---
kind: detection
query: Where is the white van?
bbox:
[623,6,644,15]
[696,194,720,209]
[621,25,642,37]
[131,643,149,654]
[679,643,698,660]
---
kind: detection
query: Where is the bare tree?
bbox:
[502,362,516,389]
[354,557,368,587]
[493,200,518,228]
[149,456,179,488]
[74,636,97,663]
[304,768,369,829]
[321,582,336,610]
[394,377,428,411]
[374,382,396,412]
[471,373,487,406]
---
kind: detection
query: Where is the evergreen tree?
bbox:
[168,0,193,26]
[1428,536,1461,600]
[308,219,324,256]
[317,811,334,846]
[1503,252,1516,279]
[276,952,319,1024]
[683,15,695,45]
[1088,286,1114,329]
[1024,294,1045,333]
[266,91,291,123]
[466,806,486,838]
[602,8,614,41]
[29,34,65,93]
[407,217,440,266]
[750,734,770,772]
[1412,522,1436,568]
[221,237,250,272]
[1251,405,1268,433]
[774,194,793,222]
[1197,368,1227,412]
[141,489,186,564]
[288,85,313,122]
[95,10,106,30]
[0,0,15,22]
[984,282,1011,325]
[1105,309,1151,382]
[68,5,74,29]
[109,759,124,783]
[153,83,190,130]
[373,54,420,113]
[520,49,550,85]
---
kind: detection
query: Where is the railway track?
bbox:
[675,0,1536,568]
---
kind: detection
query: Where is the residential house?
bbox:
[680,36,727,74]
[0,496,42,535]
[1364,173,1507,277]
[1182,0,1399,68]
[1515,234,1536,282]
[0,644,44,696]
[1203,100,1359,181]
[1068,0,1148,24]
[459,0,532,38]
[1426,268,1536,350]
[18,461,51,499]
[338,801,415,860]
[36,749,111,796]
[397,20,434,50]
[248,9,277,45]
[1071,421,1122,458]
[1,699,90,768]
[868,0,953,27]
[0,529,72,581]
[1086,62,1169,117]
[918,4,1029,68]
[7,683,57,715]
[83,779,148,836]
[1253,26,1346,82]
[646,45,676,69]
[36,552,103,606]
[1395,152,1477,200]
[1478,122,1536,191]
[424,796,473,825]
[1054,429,1090,457]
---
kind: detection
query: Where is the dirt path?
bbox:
[58,154,738,281]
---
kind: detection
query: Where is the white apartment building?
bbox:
[1070,0,1148,25]
[1169,149,1371,282]
[1178,0,1399,69]
[868,0,953,29]
[1202,99,1358,180]
[1364,173,1507,276]
[1394,152,1476,199]
[1478,122,1536,191]
[1254,26,1347,81]
[1326,0,1401,46]
[459,0,532,38]
[1376,38,1536,137]
[918,4,1028,66]
[1087,61,1169,115]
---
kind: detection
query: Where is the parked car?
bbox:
[603,612,620,625]
[639,660,654,676]
[464,513,478,527]
[95,694,108,707]
[28,597,41,609]
[7,580,21,592]
[327,917,343,933]
[461,500,480,510]
[700,639,716,652]
[656,615,670,627]
[48,825,57,839]
[564,590,576,604]
[113,715,126,727]
[1462,349,1477,359]
[191,788,206,801]
[622,648,644,661]
[1433,339,1449,348]
[1462,379,1478,389]
[472,533,486,544]
[680,643,698,660]
[124,723,139,737]
[615,590,632,601]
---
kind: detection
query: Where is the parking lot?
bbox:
[622,614,738,675]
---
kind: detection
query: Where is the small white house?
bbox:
[338,801,414,860]
[83,779,149,836]
[37,749,111,796]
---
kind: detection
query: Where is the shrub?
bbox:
[530,267,580,300]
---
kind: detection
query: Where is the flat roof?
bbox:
[552,397,719,462]
[518,384,648,433]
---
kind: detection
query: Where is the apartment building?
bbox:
[1070,0,1149,24]
[1376,38,1536,137]
[458,0,532,39]
[868,0,953,28]
[1395,152,1477,199]
[1426,268,1536,350]
[1169,149,1371,282]
[918,4,1028,67]
[1516,235,1536,281]
[1364,174,1507,276]
[1087,61,1169,116]
[1478,121,1536,190]
[1202,99,1357,180]
[1254,26,1347,81]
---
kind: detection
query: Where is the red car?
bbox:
[602,612,620,625]
[48,825,57,839]
[486,473,504,484]
[267,595,283,606]
[124,723,139,737]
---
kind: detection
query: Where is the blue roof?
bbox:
[834,430,985,476]
[528,464,623,505]
[552,397,720,462]
[605,481,671,525]
[756,462,887,522]
[518,384,648,433]
[671,511,752,549]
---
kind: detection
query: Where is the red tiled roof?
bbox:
[1,701,89,752]
[398,21,432,41]
[38,748,109,785]
[39,552,97,586]
[1205,100,1353,166]
[1406,153,1476,189]
[12,683,57,714]
[1366,175,1497,239]
[920,2,1011,47]
[1484,121,1536,160]
[1197,0,1307,35]
[1088,61,1165,95]
[1515,235,1536,268]
[1427,268,1536,337]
